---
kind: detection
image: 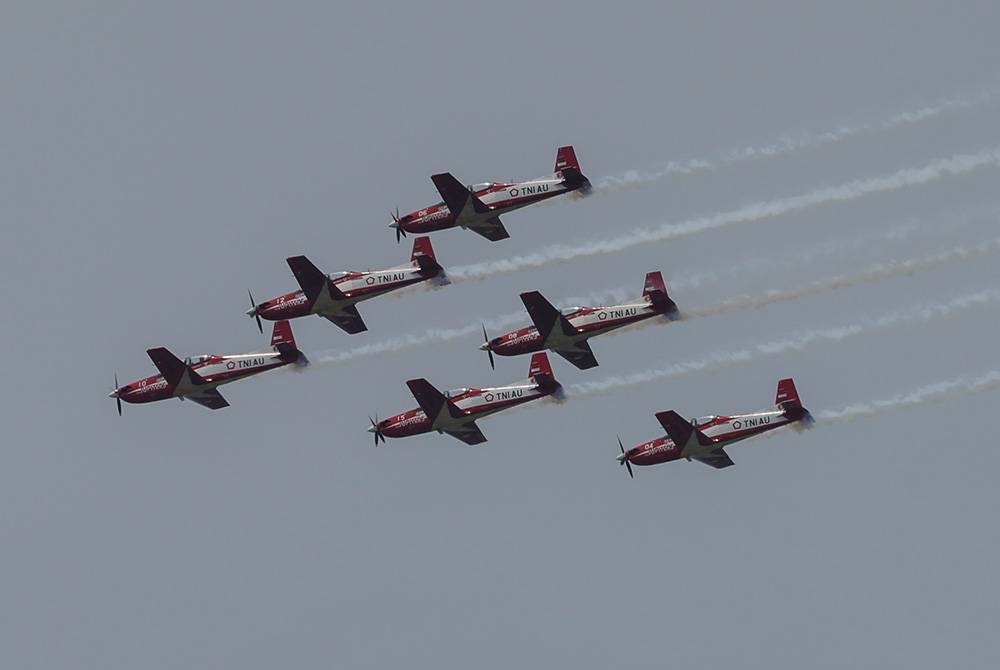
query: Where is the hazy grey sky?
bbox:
[2,2,999,668]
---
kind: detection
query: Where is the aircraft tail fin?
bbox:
[555,146,580,173]
[642,271,678,316]
[776,378,811,423]
[411,236,444,277]
[555,145,589,190]
[270,320,304,362]
[528,352,561,394]
[776,378,801,409]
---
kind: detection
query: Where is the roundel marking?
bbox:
[484,393,495,402]
[226,361,236,370]
[365,276,375,285]
[509,188,519,197]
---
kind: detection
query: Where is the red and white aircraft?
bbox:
[109,321,306,412]
[481,272,679,370]
[247,236,447,334]
[616,379,814,476]
[389,146,591,242]
[368,353,563,445]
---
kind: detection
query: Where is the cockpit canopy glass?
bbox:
[445,388,469,398]
[184,355,211,365]
[560,306,582,315]
[693,415,718,427]
[468,182,494,192]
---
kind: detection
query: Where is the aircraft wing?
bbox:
[442,422,488,446]
[406,378,464,425]
[655,410,715,449]
[520,291,577,342]
[467,217,510,241]
[323,305,368,334]
[286,256,330,302]
[146,347,207,386]
[692,448,735,469]
[185,388,230,410]
[431,172,491,227]
[553,341,600,370]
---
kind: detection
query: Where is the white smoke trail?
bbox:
[569,288,1000,397]
[592,89,1000,192]
[687,238,1000,319]
[447,148,1000,281]
[314,236,1000,366]
[817,370,1000,423]
[315,285,634,365]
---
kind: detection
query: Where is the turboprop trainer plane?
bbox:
[481,272,678,370]
[389,146,590,242]
[616,379,813,476]
[108,321,306,413]
[368,353,563,445]
[248,236,447,334]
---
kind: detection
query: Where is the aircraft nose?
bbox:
[108,389,119,399]
[478,341,491,351]
[367,424,376,433]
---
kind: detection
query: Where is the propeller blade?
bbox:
[369,415,385,446]
[247,289,263,333]
[618,436,633,479]
[115,373,122,416]
[391,208,407,243]
[481,324,495,370]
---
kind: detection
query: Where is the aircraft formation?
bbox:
[111,146,815,475]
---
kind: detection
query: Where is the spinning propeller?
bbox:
[111,373,122,416]
[390,208,407,243]
[481,324,495,370]
[247,289,263,334]
[369,415,386,446]
[618,436,633,479]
